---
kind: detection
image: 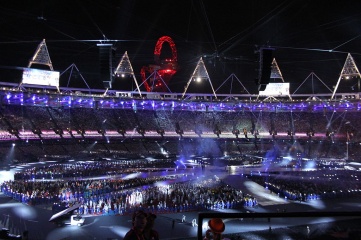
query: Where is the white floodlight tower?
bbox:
[28,39,54,70]
[114,51,142,97]
[20,39,59,92]
[331,53,361,100]
[270,58,284,82]
[182,57,216,99]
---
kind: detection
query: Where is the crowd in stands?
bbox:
[13,159,176,180]
[2,102,361,164]
[3,136,361,167]
[1,175,170,206]
[1,174,252,216]
[1,159,257,217]
[5,161,361,217]
[246,169,361,201]
[1,104,361,142]
[2,154,361,219]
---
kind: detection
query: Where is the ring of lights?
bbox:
[141,36,178,92]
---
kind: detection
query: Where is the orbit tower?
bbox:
[140,36,178,92]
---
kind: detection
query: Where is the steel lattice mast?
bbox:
[28,39,54,70]
[331,53,361,99]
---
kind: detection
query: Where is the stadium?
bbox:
[0,38,361,239]
[1,1,361,238]
[0,38,361,168]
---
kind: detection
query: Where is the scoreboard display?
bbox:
[259,82,290,96]
[22,68,59,87]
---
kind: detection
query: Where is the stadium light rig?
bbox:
[194,128,202,137]
[137,127,145,137]
[213,126,221,138]
[156,129,165,137]
[307,130,315,137]
[232,129,240,138]
[243,128,249,139]
[195,77,202,82]
[117,128,126,137]
[175,129,183,136]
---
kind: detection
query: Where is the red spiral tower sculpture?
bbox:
[140,36,178,92]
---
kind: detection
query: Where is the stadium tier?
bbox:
[0,86,360,164]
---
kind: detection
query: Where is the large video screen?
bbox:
[259,82,289,96]
[22,68,60,87]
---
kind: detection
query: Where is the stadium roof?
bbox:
[0,1,361,95]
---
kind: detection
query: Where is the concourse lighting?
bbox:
[213,128,221,137]
[232,129,240,138]
[77,129,85,135]
[32,128,42,135]
[194,77,202,82]
[137,127,145,136]
[326,131,334,137]
[195,129,202,137]
[8,128,19,135]
[54,128,63,135]
[117,128,126,136]
[213,125,221,137]
[157,129,165,137]
[175,128,184,136]
[243,128,248,138]
[269,129,277,136]
[175,122,183,136]
[97,129,106,134]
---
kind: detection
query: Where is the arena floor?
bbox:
[1,165,361,240]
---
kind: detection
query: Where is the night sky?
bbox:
[0,0,360,94]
